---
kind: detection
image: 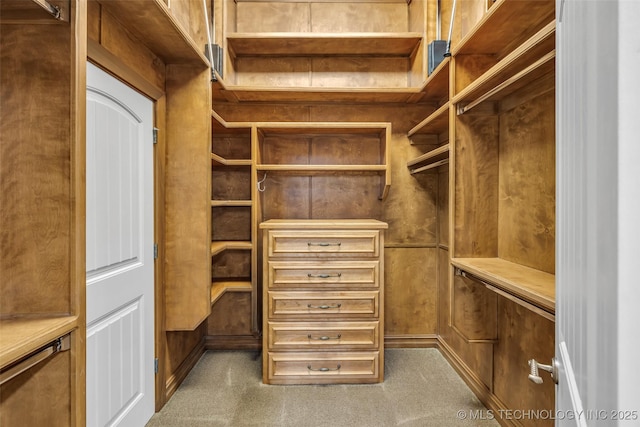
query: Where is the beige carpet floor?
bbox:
[147,348,499,426]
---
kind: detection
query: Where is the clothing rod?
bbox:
[455,268,555,322]
[0,334,71,386]
[31,0,64,20]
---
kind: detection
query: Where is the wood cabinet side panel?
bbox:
[0,24,72,315]
[164,65,212,330]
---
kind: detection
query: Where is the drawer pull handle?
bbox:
[307,273,342,279]
[307,303,342,310]
[307,364,341,372]
[307,334,342,341]
[307,242,341,247]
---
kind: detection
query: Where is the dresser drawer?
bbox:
[267,261,379,290]
[267,321,380,350]
[266,351,380,384]
[266,230,380,258]
[267,291,379,319]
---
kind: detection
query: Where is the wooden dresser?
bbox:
[259,219,387,384]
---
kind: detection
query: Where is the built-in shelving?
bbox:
[451,257,555,314]
[407,144,450,174]
[97,0,209,65]
[211,241,253,257]
[0,316,77,369]
[0,0,68,22]
[418,57,450,103]
[211,200,252,207]
[227,32,422,57]
[210,281,252,305]
[452,0,555,57]
[211,153,252,166]
[409,103,450,138]
[453,21,556,114]
[255,122,391,200]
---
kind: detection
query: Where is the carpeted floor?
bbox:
[147,348,499,426]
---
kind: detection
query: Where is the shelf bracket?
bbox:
[31,0,67,21]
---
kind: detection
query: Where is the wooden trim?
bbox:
[204,335,262,351]
[384,334,439,348]
[437,338,518,427]
[87,39,164,101]
[164,338,206,401]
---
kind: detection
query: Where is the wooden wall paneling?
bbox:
[310,175,384,219]
[451,274,497,342]
[310,134,382,165]
[164,324,206,399]
[385,248,438,336]
[164,64,212,330]
[207,292,253,335]
[168,0,210,49]
[0,351,72,427]
[453,112,499,258]
[310,3,408,32]
[211,166,252,200]
[235,2,310,32]
[212,207,252,241]
[98,8,166,91]
[235,57,311,87]
[260,176,312,220]
[408,0,427,88]
[498,90,555,274]
[493,297,555,427]
[0,24,72,315]
[438,165,449,247]
[453,54,497,97]
[311,57,410,89]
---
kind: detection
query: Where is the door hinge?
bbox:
[153,127,158,145]
[154,243,158,260]
[154,358,159,374]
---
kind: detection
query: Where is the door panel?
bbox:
[86,62,154,427]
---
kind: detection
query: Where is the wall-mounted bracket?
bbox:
[205,44,224,81]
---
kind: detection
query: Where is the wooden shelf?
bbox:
[451,257,555,314]
[211,281,252,305]
[419,57,450,103]
[453,21,555,114]
[227,32,423,57]
[97,0,209,65]
[211,241,253,257]
[213,77,426,104]
[211,200,252,207]
[408,103,450,137]
[407,144,450,174]
[452,0,555,57]
[256,164,387,172]
[0,315,78,369]
[211,153,252,166]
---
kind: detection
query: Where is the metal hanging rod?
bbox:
[31,0,66,21]
[0,334,71,386]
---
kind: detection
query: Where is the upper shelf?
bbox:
[212,76,427,104]
[226,32,423,57]
[453,0,555,58]
[418,57,450,103]
[453,21,555,114]
[97,0,209,65]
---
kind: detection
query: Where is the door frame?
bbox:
[88,43,168,411]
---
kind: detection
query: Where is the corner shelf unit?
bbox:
[407,56,451,174]
[210,111,257,331]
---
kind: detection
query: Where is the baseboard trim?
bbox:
[385,334,439,348]
[437,337,518,427]
[165,338,205,401]
[204,334,262,350]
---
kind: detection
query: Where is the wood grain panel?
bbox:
[236,2,310,32]
[164,324,206,379]
[260,176,311,220]
[0,350,71,426]
[207,292,253,335]
[453,113,499,258]
[311,3,408,32]
[211,166,251,201]
[452,274,497,341]
[384,134,438,245]
[498,90,555,274]
[164,65,211,330]
[438,165,450,246]
[385,248,437,335]
[212,134,252,159]
[493,296,555,427]
[234,57,311,87]
[1,24,71,315]
[260,135,311,164]
[212,250,252,279]
[453,54,497,96]
[311,175,384,220]
[310,135,382,165]
[100,8,165,91]
[311,57,409,88]
[212,207,252,241]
